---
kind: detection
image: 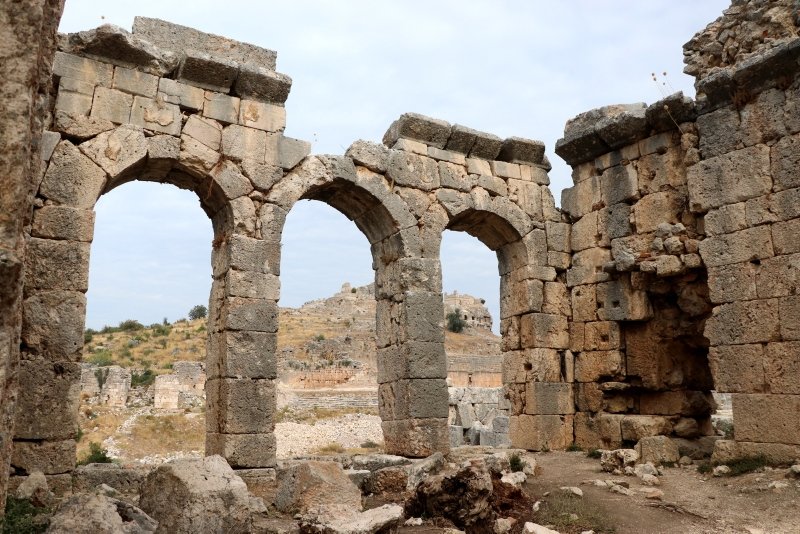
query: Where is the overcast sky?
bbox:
[59,1,729,331]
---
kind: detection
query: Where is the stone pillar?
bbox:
[0,0,66,508]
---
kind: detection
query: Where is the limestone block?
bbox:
[241,160,283,193]
[445,124,480,154]
[53,110,115,141]
[53,51,113,87]
[221,124,267,162]
[732,393,800,445]
[635,147,686,195]
[756,254,800,299]
[705,298,780,346]
[345,140,390,174]
[59,77,95,96]
[595,103,647,149]
[502,348,561,384]
[204,92,240,124]
[379,378,449,420]
[687,145,772,212]
[210,160,253,199]
[399,291,445,343]
[704,203,747,236]
[158,78,205,110]
[13,360,80,440]
[386,151,439,191]
[278,136,311,169]
[779,295,800,340]
[239,100,285,133]
[490,160,521,179]
[55,87,92,116]
[639,391,715,416]
[584,321,621,351]
[772,219,800,255]
[90,86,132,124]
[79,125,147,180]
[31,205,94,242]
[22,290,86,360]
[234,65,292,104]
[382,418,450,458]
[574,412,601,449]
[519,313,569,349]
[646,93,695,132]
[468,130,503,160]
[570,211,598,252]
[620,415,671,442]
[524,382,574,415]
[569,322,585,352]
[740,88,787,147]
[574,350,625,382]
[560,176,600,219]
[596,278,652,321]
[178,134,221,175]
[25,238,90,291]
[500,316,521,351]
[597,413,624,449]
[500,276,543,318]
[600,163,638,205]
[130,95,181,136]
[498,137,545,166]
[764,341,800,394]
[696,106,742,158]
[635,436,679,466]
[709,344,766,393]
[225,270,279,300]
[566,247,611,287]
[509,414,573,450]
[177,50,238,92]
[771,187,800,221]
[427,146,466,165]
[478,174,508,196]
[112,66,157,97]
[218,297,278,333]
[707,263,758,304]
[699,226,773,268]
[465,157,491,176]
[11,440,76,475]
[545,221,570,253]
[184,115,222,150]
[206,433,276,468]
[208,330,277,380]
[771,133,800,192]
[571,285,597,322]
[711,440,800,466]
[548,251,570,270]
[521,163,550,185]
[376,341,447,383]
[382,112,450,149]
[633,191,682,234]
[575,383,603,412]
[206,378,276,433]
[146,134,180,171]
[393,138,427,155]
[542,282,570,316]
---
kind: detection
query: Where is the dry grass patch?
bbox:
[117,412,205,460]
[276,406,378,424]
[76,406,126,459]
[534,490,616,534]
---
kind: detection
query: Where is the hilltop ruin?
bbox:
[1,0,800,509]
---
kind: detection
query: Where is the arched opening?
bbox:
[274,199,381,458]
[77,181,212,465]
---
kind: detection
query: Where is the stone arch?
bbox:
[264,155,451,457]
[15,118,272,477]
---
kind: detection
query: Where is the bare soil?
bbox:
[524,451,800,534]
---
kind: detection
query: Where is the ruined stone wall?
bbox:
[0,0,65,510]
[443,291,493,331]
[556,0,800,460]
[154,361,205,409]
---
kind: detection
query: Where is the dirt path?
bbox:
[527,452,800,534]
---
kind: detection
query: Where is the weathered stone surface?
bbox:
[79,125,147,179]
[22,290,86,360]
[12,440,75,475]
[130,95,181,136]
[139,455,266,533]
[158,78,205,110]
[91,86,133,124]
[235,64,292,104]
[177,50,238,93]
[687,145,772,212]
[383,113,451,149]
[509,414,573,450]
[41,140,107,207]
[276,461,362,516]
[382,418,450,458]
[278,136,311,169]
[206,433,276,469]
[13,360,80,440]
[206,377,276,433]
[24,238,90,292]
[47,492,157,534]
[54,110,115,140]
[498,137,545,165]
[733,393,800,445]
[31,205,95,242]
[524,382,574,415]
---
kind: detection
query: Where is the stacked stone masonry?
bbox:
[6,0,800,499]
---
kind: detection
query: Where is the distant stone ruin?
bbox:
[444,291,492,331]
[2,0,800,504]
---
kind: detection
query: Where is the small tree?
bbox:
[446,308,467,333]
[188,305,207,320]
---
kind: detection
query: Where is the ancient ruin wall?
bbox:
[557,0,800,461]
[11,16,567,488]
[0,0,65,511]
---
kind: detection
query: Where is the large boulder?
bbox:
[138,455,265,534]
[275,461,362,517]
[47,493,157,533]
[636,436,680,466]
[600,449,639,473]
[301,504,404,534]
[406,459,495,529]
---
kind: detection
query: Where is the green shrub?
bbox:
[77,442,113,466]
[314,334,325,342]
[566,443,583,452]
[724,455,768,476]
[94,367,110,389]
[196,325,206,332]
[118,319,144,331]
[100,325,118,334]
[88,351,113,367]
[2,497,50,534]
[83,328,96,344]
[696,462,712,474]
[446,308,466,333]
[509,452,526,472]
[152,324,171,337]
[188,305,207,320]
[131,369,156,387]
[161,362,173,370]
[586,448,602,459]
[361,440,380,449]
